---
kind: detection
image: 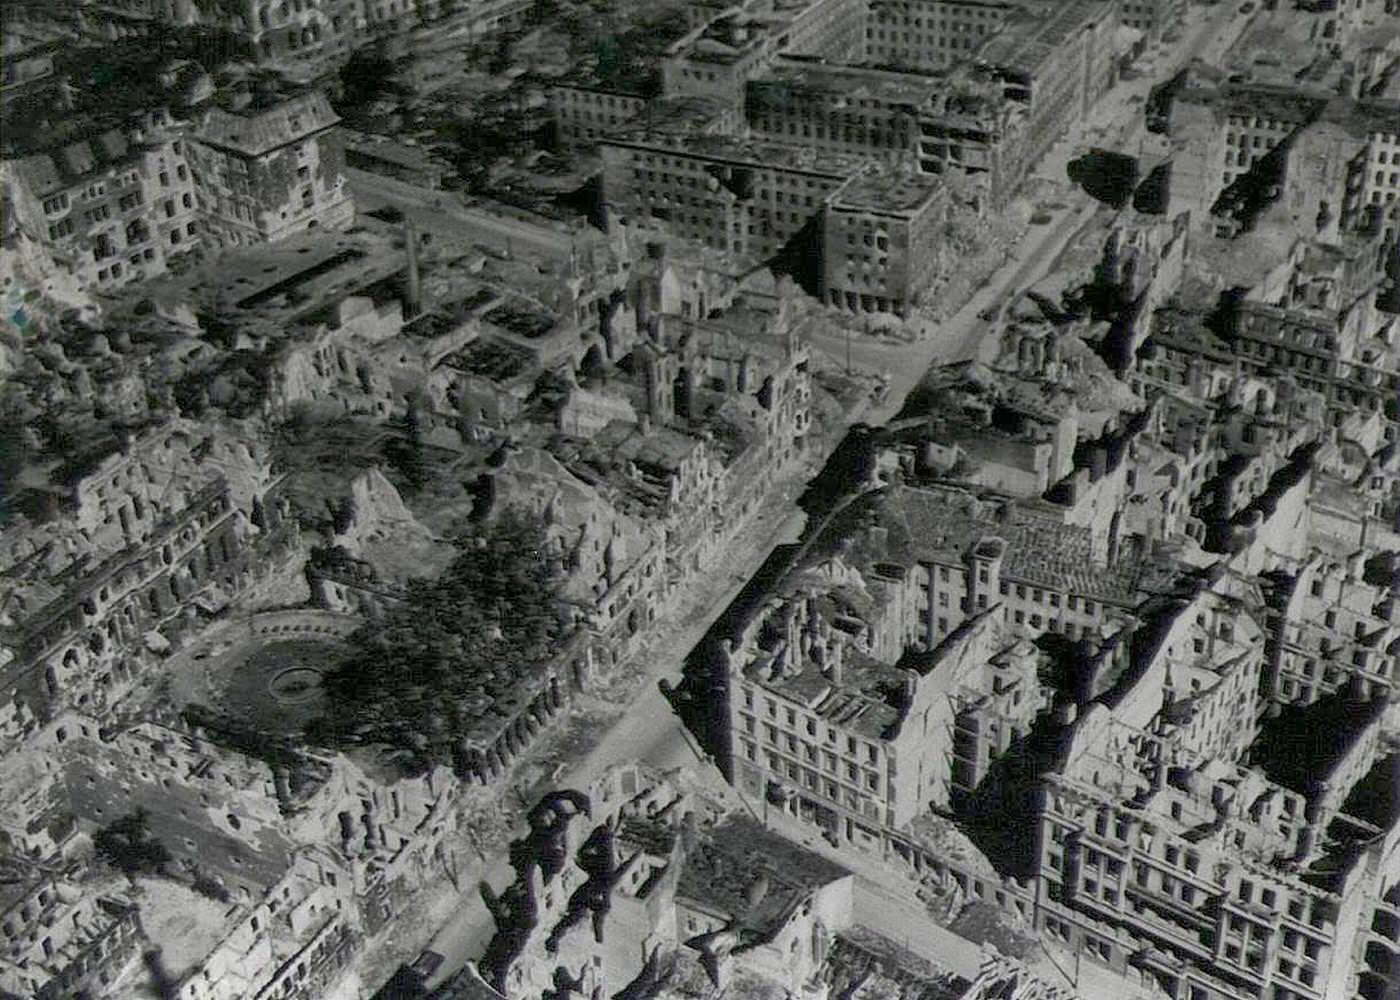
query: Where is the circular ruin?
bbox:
[169,610,361,736]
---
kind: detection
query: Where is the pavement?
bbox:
[1037,0,1252,180]
[413,481,811,987]
[335,19,1256,990]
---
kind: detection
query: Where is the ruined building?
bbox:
[2,89,354,292]
[0,424,298,742]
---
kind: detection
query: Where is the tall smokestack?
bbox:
[403,219,421,319]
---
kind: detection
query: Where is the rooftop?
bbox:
[746,635,910,739]
[604,107,865,177]
[10,129,137,197]
[837,482,1161,603]
[147,229,405,327]
[675,813,850,935]
[192,90,341,157]
[829,168,947,216]
[975,0,1112,76]
[755,60,943,107]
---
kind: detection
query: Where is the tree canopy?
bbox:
[308,507,565,771]
[94,809,171,877]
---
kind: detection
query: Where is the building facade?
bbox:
[189,91,355,249]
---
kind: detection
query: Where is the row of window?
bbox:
[744,718,883,787]
[741,687,882,763]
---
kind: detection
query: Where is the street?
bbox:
[346,166,602,260]
[412,494,809,985]
[337,12,1258,990]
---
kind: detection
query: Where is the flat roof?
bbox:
[829,168,946,214]
[975,0,1111,75]
[147,230,405,326]
[604,124,866,178]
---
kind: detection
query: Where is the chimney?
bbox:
[403,219,421,319]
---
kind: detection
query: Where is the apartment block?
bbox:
[1036,687,1399,1000]
[661,0,866,106]
[821,167,950,316]
[716,467,1181,848]
[551,85,650,147]
[864,0,1014,72]
[5,116,199,291]
[79,0,532,78]
[188,91,354,249]
[477,764,854,999]
[1259,553,1398,706]
[599,106,857,260]
[1232,240,1399,421]
[746,60,1026,208]
[1118,0,1185,46]
[975,0,1120,177]
[3,89,355,288]
[0,425,298,737]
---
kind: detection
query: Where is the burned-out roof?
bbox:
[829,168,947,216]
[839,483,1155,603]
[11,129,136,196]
[193,91,340,157]
[675,814,849,934]
[746,638,909,739]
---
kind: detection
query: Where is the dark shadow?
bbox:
[1250,691,1387,795]
[1132,161,1171,215]
[553,174,605,230]
[956,715,1070,879]
[768,214,825,299]
[1066,150,1139,209]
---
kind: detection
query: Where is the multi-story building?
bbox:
[1232,241,1398,422]
[1117,0,1184,47]
[975,0,1120,176]
[0,870,142,1000]
[744,63,928,171]
[1355,116,1400,266]
[5,115,199,291]
[551,84,651,147]
[716,467,1178,848]
[864,0,1014,72]
[821,167,949,316]
[477,763,855,999]
[599,102,858,260]
[745,60,1025,208]
[188,90,355,249]
[76,0,532,78]
[0,423,298,739]
[1259,552,1398,706]
[3,89,355,287]
[1035,683,1398,1000]
[661,0,866,106]
[1165,80,1399,259]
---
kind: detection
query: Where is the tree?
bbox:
[94,809,171,880]
[310,508,564,771]
[339,48,400,112]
